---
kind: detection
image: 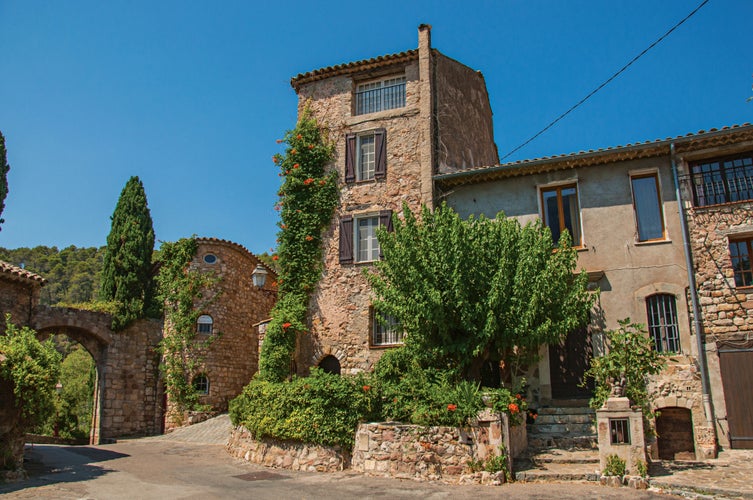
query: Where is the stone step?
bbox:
[528,435,598,451]
[514,460,600,483]
[537,406,595,416]
[522,449,599,465]
[528,422,596,435]
[534,413,594,425]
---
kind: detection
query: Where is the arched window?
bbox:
[646,294,680,352]
[197,315,213,334]
[192,374,209,395]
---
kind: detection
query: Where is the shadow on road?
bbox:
[0,444,129,495]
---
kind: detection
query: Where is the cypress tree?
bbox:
[0,131,10,230]
[100,176,155,330]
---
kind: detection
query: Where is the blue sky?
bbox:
[1,1,751,255]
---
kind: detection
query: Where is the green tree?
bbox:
[368,203,594,382]
[583,319,666,418]
[57,345,96,439]
[0,131,10,230]
[0,315,61,469]
[100,176,155,330]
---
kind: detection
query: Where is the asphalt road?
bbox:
[0,438,674,500]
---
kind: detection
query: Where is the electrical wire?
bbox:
[499,0,711,162]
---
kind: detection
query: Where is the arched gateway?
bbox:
[32,306,163,444]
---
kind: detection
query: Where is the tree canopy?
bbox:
[0,131,10,231]
[368,203,594,382]
[100,176,155,330]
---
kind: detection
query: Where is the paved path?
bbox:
[2,414,752,499]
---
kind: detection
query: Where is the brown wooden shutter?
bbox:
[339,215,354,263]
[374,128,387,180]
[345,134,356,183]
[378,210,393,259]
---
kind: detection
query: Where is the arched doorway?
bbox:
[318,355,341,375]
[656,407,695,460]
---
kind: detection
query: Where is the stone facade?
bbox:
[0,260,44,330]
[165,238,277,428]
[291,25,498,375]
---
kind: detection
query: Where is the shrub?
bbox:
[603,454,626,476]
[229,368,377,448]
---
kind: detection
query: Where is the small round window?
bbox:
[203,254,217,264]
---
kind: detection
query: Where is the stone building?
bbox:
[678,127,753,449]
[165,238,277,427]
[0,260,45,330]
[290,24,498,375]
[289,24,753,456]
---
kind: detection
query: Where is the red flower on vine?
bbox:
[308,144,314,150]
[290,148,297,155]
[515,394,522,399]
[276,139,283,144]
[282,322,292,329]
[305,235,314,241]
[304,178,314,185]
[296,134,302,140]
[319,180,326,186]
[280,224,287,229]
[272,255,279,261]
[362,385,370,392]
[447,404,457,412]
[293,163,300,169]
[508,403,519,414]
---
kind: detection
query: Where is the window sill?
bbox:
[370,343,405,350]
[348,107,418,126]
[634,238,672,246]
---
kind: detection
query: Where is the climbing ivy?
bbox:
[258,107,338,381]
[156,237,221,415]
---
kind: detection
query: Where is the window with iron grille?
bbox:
[610,418,631,444]
[372,309,403,346]
[197,314,213,334]
[646,294,680,353]
[690,153,753,206]
[729,237,753,287]
[355,76,406,115]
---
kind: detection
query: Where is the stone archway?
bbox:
[32,306,163,443]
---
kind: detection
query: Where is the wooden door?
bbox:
[719,348,753,449]
[549,325,594,400]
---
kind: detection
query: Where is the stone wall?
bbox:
[0,268,42,331]
[227,426,349,472]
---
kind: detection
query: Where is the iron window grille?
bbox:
[355,76,406,115]
[646,294,680,353]
[729,237,753,287]
[372,310,403,346]
[610,418,631,444]
[690,154,753,206]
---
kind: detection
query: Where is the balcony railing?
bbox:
[355,81,406,116]
[690,159,753,206]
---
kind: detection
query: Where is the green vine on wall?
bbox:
[258,107,338,381]
[156,237,221,415]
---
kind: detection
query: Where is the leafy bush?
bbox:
[488,384,529,426]
[634,458,648,478]
[603,453,626,476]
[229,368,377,448]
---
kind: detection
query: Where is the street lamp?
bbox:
[251,264,268,288]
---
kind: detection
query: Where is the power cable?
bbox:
[499,0,711,162]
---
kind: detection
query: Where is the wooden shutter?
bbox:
[344,134,356,183]
[374,128,387,180]
[378,210,393,259]
[339,215,354,263]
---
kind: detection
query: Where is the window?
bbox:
[631,173,665,241]
[203,253,217,264]
[690,153,753,206]
[729,237,753,287]
[339,211,393,264]
[610,418,631,444]
[345,129,386,183]
[372,309,403,346]
[197,314,213,334]
[541,184,582,246]
[646,294,680,353]
[192,374,209,395]
[355,76,406,115]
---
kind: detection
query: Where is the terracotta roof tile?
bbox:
[0,260,46,285]
[435,123,753,186]
[291,50,418,90]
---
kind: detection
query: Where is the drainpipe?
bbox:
[671,142,715,428]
